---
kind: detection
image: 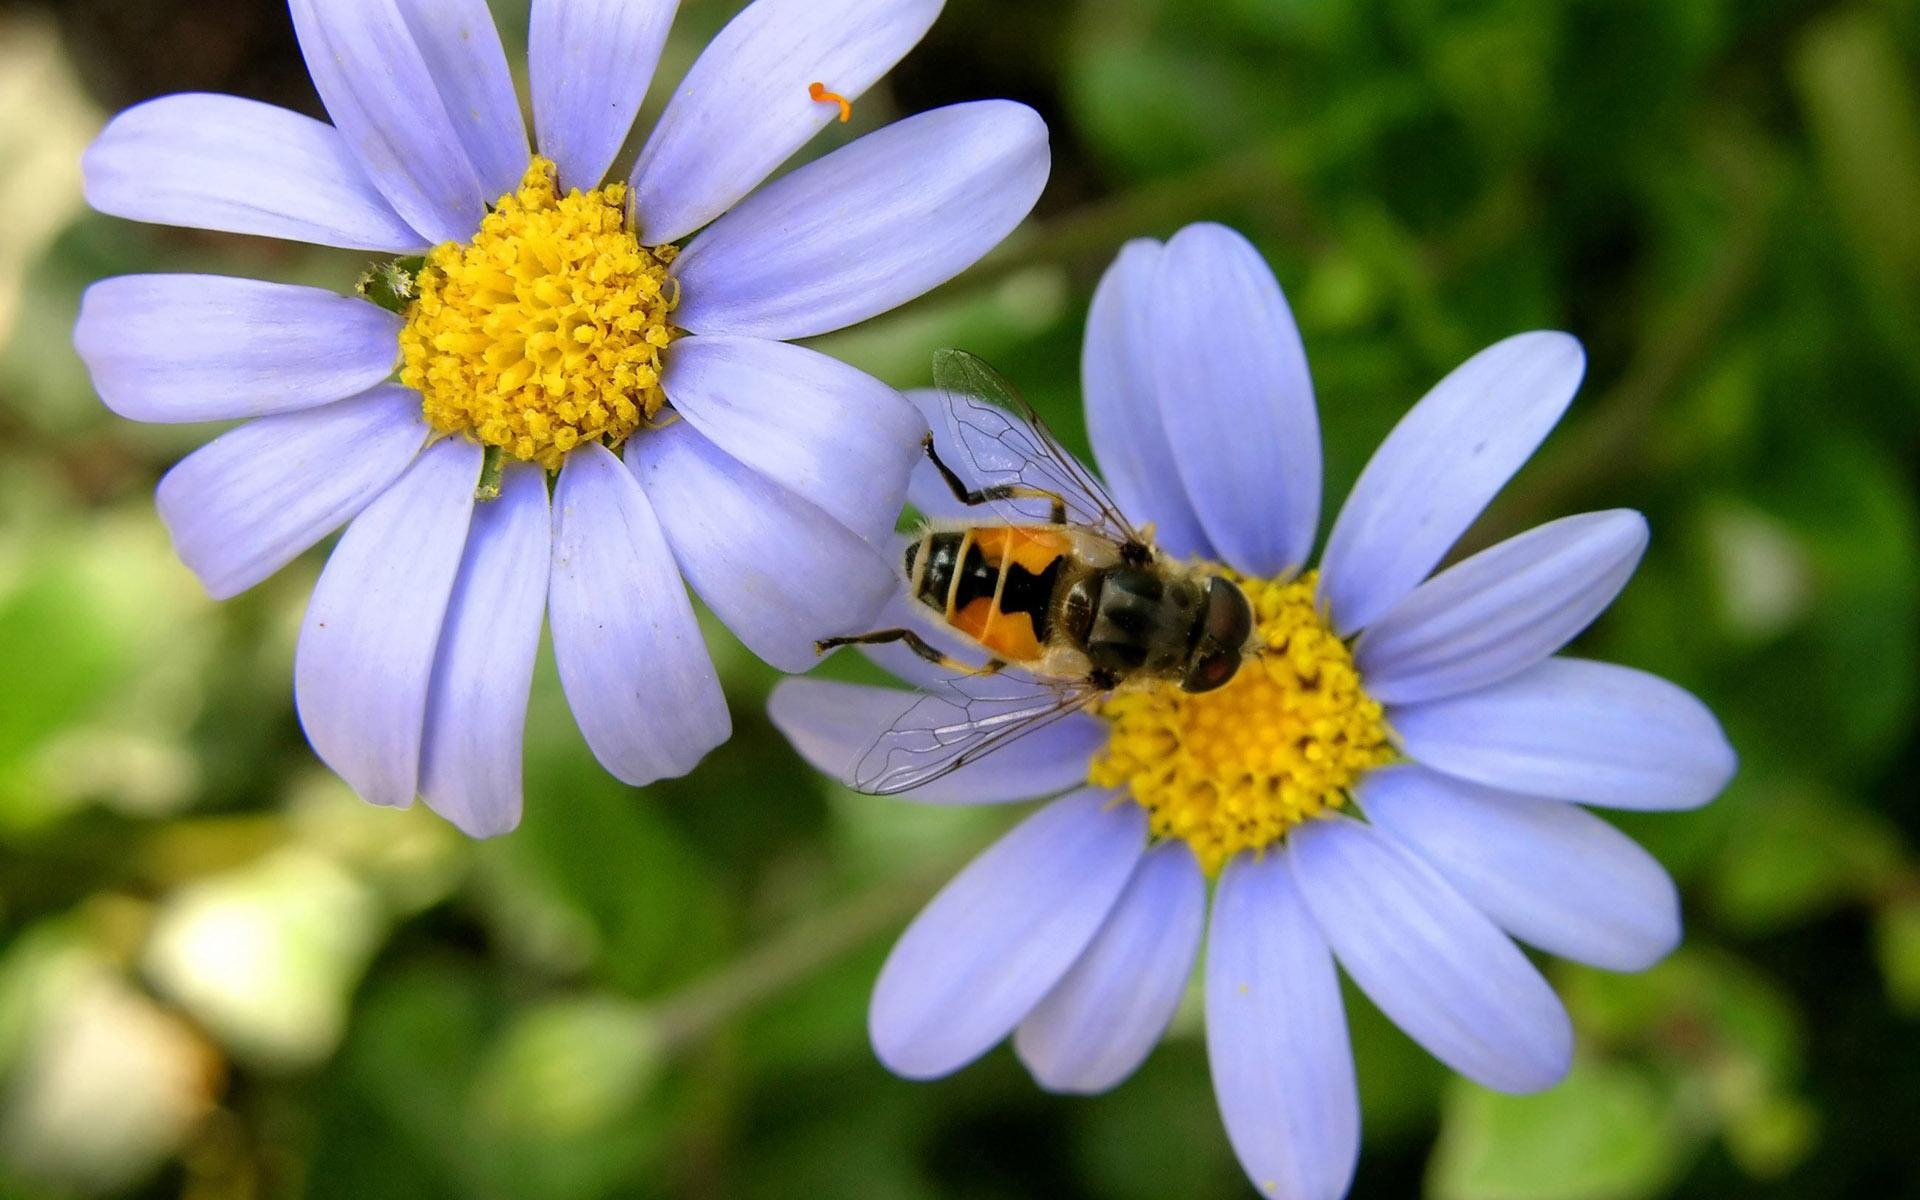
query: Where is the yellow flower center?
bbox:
[1089,570,1395,876]
[398,157,679,471]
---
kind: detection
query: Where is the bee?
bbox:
[815,349,1256,795]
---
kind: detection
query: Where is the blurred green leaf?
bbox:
[0,511,217,830]
[1422,13,1553,152]
[1069,33,1287,179]
[738,1082,934,1200]
[1708,436,1920,777]
[1075,1043,1241,1200]
[316,966,678,1200]
[1429,1061,1687,1200]
[828,792,1010,886]
[806,268,1072,389]
[1791,8,1920,389]
[0,216,129,433]
[0,554,131,776]
[736,936,888,1073]
[474,663,735,996]
[1559,950,1819,1180]
[0,919,90,1079]
[1564,952,1801,1085]
[1873,895,1920,1018]
[1347,976,1449,1142]
[466,995,673,1200]
[1722,1092,1819,1182]
[473,995,663,1141]
[310,964,493,1200]
[1706,780,1905,932]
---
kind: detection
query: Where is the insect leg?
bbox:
[816,626,1008,676]
[921,435,1068,523]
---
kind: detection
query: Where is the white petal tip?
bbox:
[869,1028,962,1082]
[1519,329,1586,368]
[1699,737,1741,804]
[1016,1053,1123,1097]
[1593,506,1651,547]
[438,809,522,839]
[1612,928,1683,974]
[1495,1048,1576,1095]
[993,98,1050,146]
[197,576,248,604]
[1672,718,1739,811]
[1487,1013,1576,1095]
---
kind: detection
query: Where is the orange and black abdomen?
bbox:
[906,527,1070,663]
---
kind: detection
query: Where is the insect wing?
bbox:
[931,349,1143,543]
[851,669,1103,796]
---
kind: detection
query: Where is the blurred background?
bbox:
[1,0,1917,1196]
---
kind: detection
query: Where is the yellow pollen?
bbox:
[398,157,679,471]
[1088,570,1395,876]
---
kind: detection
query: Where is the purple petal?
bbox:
[661,335,923,541]
[1289,818,1573,1093]
[869,789,1146,1079]
[628,0,945,244]
[1015,842,1205,1094]
[294,437,482,808]
[155,385,428,599]
[75,275,401,423]
[1356,510,1648,704]
[83,93,426,251]
[1206,851,1360,1200]
[767,678,1102,804]
[288,0,493,242]
[1151,223,1319,578]
[391,0,528,200]
[529,0,677,191]
[1082,238,1212,559]
[1392,657,1737,811]
[672,101,1049,340]
[419,464,551,838]
[1359,765,1681,972]
[548,443,730,785]
[1319,332,1586,635]
[627,420,897,672]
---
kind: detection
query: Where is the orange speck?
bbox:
[809,81,852,123]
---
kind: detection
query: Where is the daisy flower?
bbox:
[769,223,1737,1199]
[72,0,1050,836]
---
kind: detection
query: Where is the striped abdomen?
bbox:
[905,527,1069,662]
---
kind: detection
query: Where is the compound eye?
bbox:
[1181,647,1240,693]
[1180,578,1253,693]
[1203,578,1253,648]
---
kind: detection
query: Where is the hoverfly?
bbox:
[815,349,1257,795]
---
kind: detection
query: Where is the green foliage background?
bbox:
[0,0,1916,1196]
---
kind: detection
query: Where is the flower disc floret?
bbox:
[399,157,678,471]
[1089,570,1394,875]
